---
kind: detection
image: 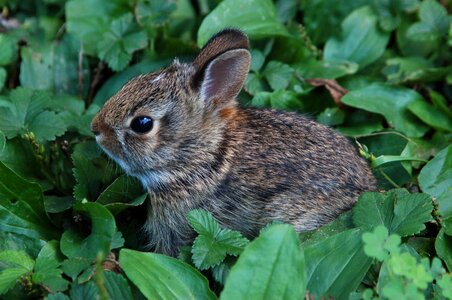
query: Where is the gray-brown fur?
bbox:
[91,29,376,256]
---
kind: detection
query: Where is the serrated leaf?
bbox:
[136,0,177,26]
[119,249,216,299]
[270,89,303,111]
[32,241,68,292]
[98,14,148,72]
[69,282,99,300]
[0,250,34,270]
[221,224,305,300]
[353,189,433,237]
[197,0,290,47]
[324,6,390,69]
[104,271,133,300]
[342,83,429,137]
[188,210,249,270]
[263,61,294,90]
[0,268,29,295]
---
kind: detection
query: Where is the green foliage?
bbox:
[0,0,450,299]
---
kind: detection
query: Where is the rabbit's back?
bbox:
[207,108,376,236]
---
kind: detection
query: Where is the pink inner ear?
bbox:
[200,49,250,104]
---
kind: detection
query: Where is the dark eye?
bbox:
[130,116,153,134]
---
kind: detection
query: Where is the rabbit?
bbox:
[91,29,377,257]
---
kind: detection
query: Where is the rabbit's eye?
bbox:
[130,116,153,134]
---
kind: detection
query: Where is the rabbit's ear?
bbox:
[193,29,250,104]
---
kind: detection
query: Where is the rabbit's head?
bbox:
[91,29,250,188]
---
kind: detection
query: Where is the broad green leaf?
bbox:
[32,241,68,292]
[371,155,427,169]
[136,0,177,26]
[0,232,43,258]
[0,161,57,240]
[45,293,70,300]
[197,0,290,46]
[97,13,148,72]
[383,57,451,84]
[317,107,345,126]
[96,175,147,215]
[221,224,306,300]
[44,196,75,213]
[435,229,452,271]
[263,61,294,90]
[419,145,452,199]
[249,49,265,72]
[408,101,452,132]
[188,210,249,270]
[0,34,14,66]
[353,189,433,236]
[0,138,41,180]
[406,0,450,43]
[324,6,390,69]
[104,271,133,300]
[244,73,267,96]
[300,0,368,44]
[342,83,429,137]
[119,249,216,300]
[295,59,358,80]
[61,257,91,281]
[60,202,116,261]
[303,228,372,299]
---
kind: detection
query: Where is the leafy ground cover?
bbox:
[0,0,451,299]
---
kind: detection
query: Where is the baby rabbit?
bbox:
[91,29,376,256]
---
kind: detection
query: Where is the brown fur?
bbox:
[91,29,376,256]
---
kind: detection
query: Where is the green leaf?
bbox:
[0,34,14,66]
[342,83,429,137]
[104,271,133,300]
[119,249,216,300]
[65,0,127,55]
[0,88,67,142]
[435,229,452,274]
[383,57,451,84]
[0,68,6,92]
[60,202,116,261]
[324,6,390,69]
[295,59,359,80]
[362,225,401,261]
[406,0,450,42]
[72,141,119,202]
[317,107,345,126]
[97,13,148,72]
[408,100,452,132]
[0,268,30,295]
[188,210,249,270]
[221,224,306,300]
[352,189,433,236]
[0,250,35,270]
[244,73,267,96]
[270,90,303,111]
[263,61,294,90]
[96,175,147,215]
[32,241,68,292]
[303,228,372,299]
[69,282,99,300]
[371,155,427,169]
[136,0,177,26]
[44,196,75,214]
[45,293,70,300]
[0,131,5,153]
[419,145,452,199]
[0,161,57,240]
[197,0,290,47]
